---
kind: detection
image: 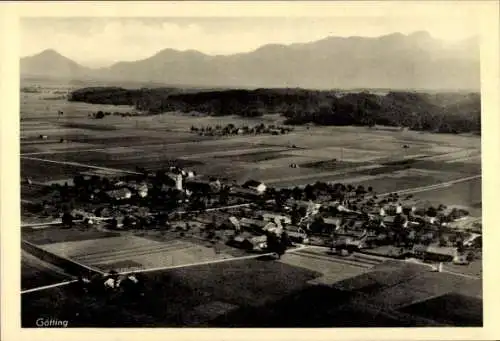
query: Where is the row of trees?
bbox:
[69,87,481,134]
[90,111,138,119]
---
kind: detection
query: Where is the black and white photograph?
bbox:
[1,1,499,338]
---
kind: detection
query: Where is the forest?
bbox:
[68,87,481,134]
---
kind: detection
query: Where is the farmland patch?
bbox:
[22,250,72,290]
[38,151,204,171]
[287,147,386,162]
[23,227,120,245]
[399,293,482,326]
[302,159,369,171]
[256,155,322,169]
[21,158,96,182]
[409,178,482,216]
[40,235,235,272]
[212,151,291,163]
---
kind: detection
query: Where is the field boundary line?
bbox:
[21,156,140,175]
[393,292,452,311]
[21,280,78,294]
[21,148,111,156]
[266,164,381,184]
[21,220,85,228]
[377,174,481,197]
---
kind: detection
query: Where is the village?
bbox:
[24,162,482,274]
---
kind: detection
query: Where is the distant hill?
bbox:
[21,32,480,91]
[20,49,92,79]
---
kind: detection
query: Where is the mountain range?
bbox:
[21,31,480,90]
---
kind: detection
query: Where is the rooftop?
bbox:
[243,180,264,188]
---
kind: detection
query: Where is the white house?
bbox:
[243,180,267,194]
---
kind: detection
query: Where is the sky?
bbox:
[21,16,480,68]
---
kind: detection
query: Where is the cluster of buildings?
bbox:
[54,162,480,267]
[198,191,481,265]
[190,123,294,137]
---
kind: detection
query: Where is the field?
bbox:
[23,226,120,245]
[21,248,481,327]
[22,225,248,274]
[37,234,236,273]
[400,293,482,326]
[22,250,72,291]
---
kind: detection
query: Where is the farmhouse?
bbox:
[242,180,267,194]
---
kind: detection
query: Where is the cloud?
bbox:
[21,17,479,67]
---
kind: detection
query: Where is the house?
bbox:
[208,178,222,193]
[220,216,241,231]
[261,212,292,225]
[413,245,457,262]
[239,217,268,231]
[289,200,322,216]
[262,222,281,234]
[242,180,267,194]
[128,183,148,198]
[70,209,98,223]
[322,217,342,230]
[463,233,482,247]
[285,225,308,243]
[380,215,396,227]
[230,233,267,251]
[249,235,268,251]
[185,179,212,193]
[452,253,470,265]
[334,227,367,240]
[230,186,263,199]
[106,188,132,201]
[113,180,127,188]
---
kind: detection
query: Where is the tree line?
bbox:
[69,87,481,134]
